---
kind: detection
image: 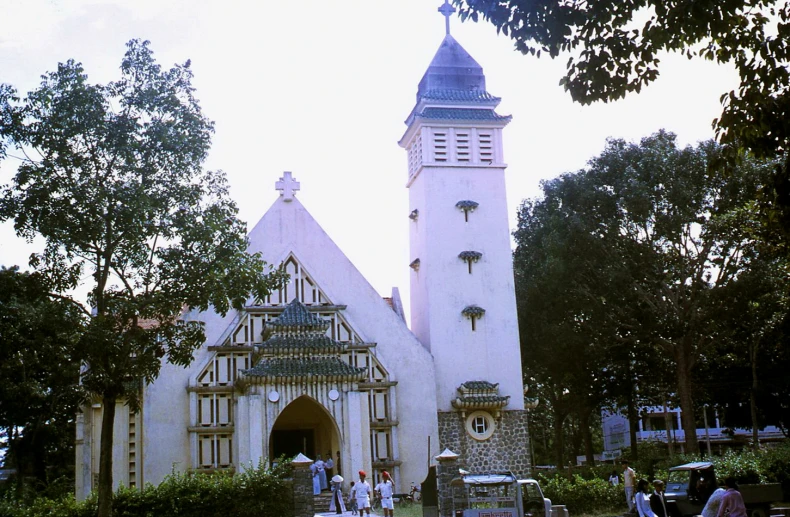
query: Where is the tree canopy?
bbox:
[0,40,283,516]
[514,131,785,458]
[455,0,790,249]
[0,266,85,490]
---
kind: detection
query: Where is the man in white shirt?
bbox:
[376,471,395,517]
[354,470,373,516]
[622,460,636,512]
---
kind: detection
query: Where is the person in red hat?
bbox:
[376,471,395,517]
[352,470,372,516]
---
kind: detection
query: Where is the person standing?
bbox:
[311,460,321,496]
[355,470,373,516]
[635,479,657,517]
[325,451,335,480]
[349,481,359,515]
[376,471,395,517]
[717,478,748,517]
[609,470,620,486]
[701,487,727,517]
[622,460,637,512]
[650,480,668,517]
[316,454,328,491]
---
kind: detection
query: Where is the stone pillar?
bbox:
[292,453,314,517]
[436,448,459,517]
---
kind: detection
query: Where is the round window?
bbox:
[465,410,495,441]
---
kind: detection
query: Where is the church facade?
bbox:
[75,20,530,499]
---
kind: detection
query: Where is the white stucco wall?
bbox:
[246,194,440,490]
[409,161,525,412]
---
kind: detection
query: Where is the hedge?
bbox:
[0,462,292,517]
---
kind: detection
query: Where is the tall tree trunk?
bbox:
[553,409,565,468]
[580,407,595,466]
[97,395,117,517]
[750,341,760,450]
[626,363,639,460]
[674,345,699,454]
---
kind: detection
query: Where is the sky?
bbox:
[0,0,740,316]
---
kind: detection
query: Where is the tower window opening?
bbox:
[456,131,470,162]
[478,131,493,163]
[433,131,447,162]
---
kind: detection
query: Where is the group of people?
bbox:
[311,452,340,495]
[618,460,749,517]
[326,469,395,517]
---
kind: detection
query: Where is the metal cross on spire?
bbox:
[438,0,456,36]
[275,171,300,202]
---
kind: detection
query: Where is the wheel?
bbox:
[414,491,422,502]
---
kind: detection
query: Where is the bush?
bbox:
[0,462,291,517]
[537,474,624,514]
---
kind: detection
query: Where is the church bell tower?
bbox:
[398,1,530,475]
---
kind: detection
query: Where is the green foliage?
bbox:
[0,267,85,492]
[537,474,623,514]
[455,0,790,255]
[0,39,285,516]
[454,1,790,159]
[0,462,292,517]
[515,131,779,458]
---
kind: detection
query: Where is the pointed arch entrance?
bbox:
[270,395,341,462]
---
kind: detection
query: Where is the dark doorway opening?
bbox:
[270,429,315,459]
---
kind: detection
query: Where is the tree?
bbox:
[455,0,790,248]
[0,266,85,491]
[705,254,790,444]
[0,40,283,517]
[515,131,774,454]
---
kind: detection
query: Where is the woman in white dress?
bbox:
[635,479,657,517]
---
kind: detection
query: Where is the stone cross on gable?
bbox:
[275,171,300,202]
[438,0,456,35]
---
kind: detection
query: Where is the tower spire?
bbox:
[438,0,456,36]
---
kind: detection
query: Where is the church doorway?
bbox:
[269,396,340,463]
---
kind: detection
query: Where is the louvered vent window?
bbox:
[408,134,422,176]
[433,131,448,162]
[478,131,493,163]
[456,131,470,162]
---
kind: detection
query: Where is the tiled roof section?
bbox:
[267,299,330,332]
[461,380,499,391]
[257,335,343,355]
[419,89,500,103]
[415,108,511,121]
[452,394,510,409]
[243,357,366,380]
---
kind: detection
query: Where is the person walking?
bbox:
[354,470,373,516]
[717,478,748,517]
[622,460,636,512]
[635,479,657,517]
[650,480,668,517]
[376,471,395,517]
[329,475,347,515]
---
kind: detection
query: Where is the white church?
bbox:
[76,6,530,498]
